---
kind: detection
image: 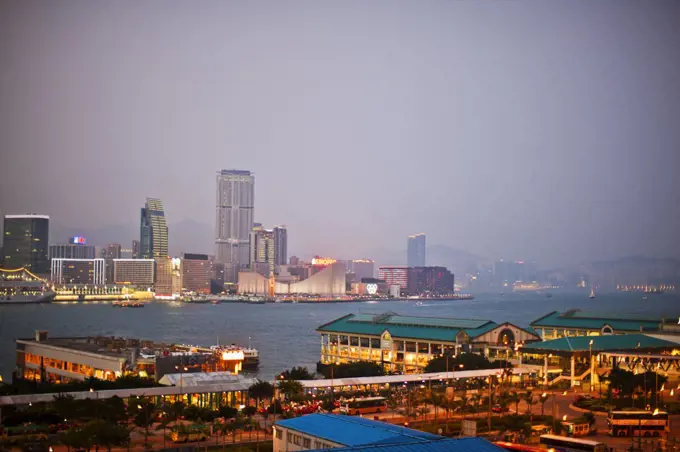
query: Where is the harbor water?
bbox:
[0,291,678,382]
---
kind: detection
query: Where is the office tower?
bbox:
[351,259,375,281]
[407,266,455,295]
[378,266,409,288]
[132,240,140,259]
[113,259,155,286]
[49,237,96,260]
[250,226,275,276]
[182,253,213,294]
[273,226,288,267]
[3,214,50,273]
[407,233,426,267]
[105,244,122,260]
[140,198,168,259]
[215,170,255,278]
[155,257,182,298]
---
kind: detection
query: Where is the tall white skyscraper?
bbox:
[215,170,255,280]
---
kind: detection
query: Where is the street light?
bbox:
[589,340,594,392]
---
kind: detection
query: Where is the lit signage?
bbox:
[366,284,378,295]
[71,236,87,244]
[171,258,181,271]
[312,257,337,266]
[381,331,393,350]
[221,351,245,361]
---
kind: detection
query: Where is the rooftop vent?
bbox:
[35,330,48,342]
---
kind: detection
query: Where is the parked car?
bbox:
[492,404,510,413]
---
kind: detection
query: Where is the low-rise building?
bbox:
[274,414,442,452]
[317,312,540,373]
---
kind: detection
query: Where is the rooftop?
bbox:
[521,334,678,354]
[529,310,677,332]
[275,414,442,447]
[310,437,504,452]
[317,313,498,342]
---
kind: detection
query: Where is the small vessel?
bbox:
[642,296,648,301]
[545,293,553,298]
[415,301,424,306]
[113,300,144,308]
[589,288,595,299]
[242,348,260,369]
[248,296,266,304]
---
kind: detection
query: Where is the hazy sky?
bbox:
[1,1,679,267]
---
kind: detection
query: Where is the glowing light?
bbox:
[562,415,567,420]
[222,351,245,361]
[311,257,337,266]
[366,284,378,295]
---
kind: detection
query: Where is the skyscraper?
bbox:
[215,170,254,279]
[273,225,288,267]
[250,226,275,275]
[140,198,168,259]
[131,240,140,259]
[407,233,426,267]
[3,214,50,273]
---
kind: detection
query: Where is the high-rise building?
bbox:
[3,214,50,273]
[407,266,455,295]
[132,240,140,259]
[49,238,96,260]
[181,253,212,294]
[215,170,255,279]
[378,266,409,288]
[105,244,122,260]
[250,226,275,275]
[351,259,375,281]
[51,258,106,285]
[113,259,155,286]
[155,257,182,298]
[407,233,426,267]
[273,226,288,267]
[140,198,168,259]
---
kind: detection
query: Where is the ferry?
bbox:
[0,281,56,304]
[112,300,144,308]
[589,288,595,299]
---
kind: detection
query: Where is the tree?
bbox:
[424,352,513,373]
[507,391,521,415]
[317,362,385,379]
[498,392,511,417]
[278,380,304,400]
[130,400,156,450]
[523,391,535,420]
[279,367,315,380]
[84,419,130,452]
[53,394,78,422]
[248,381,275,407]
[219,405,238,420]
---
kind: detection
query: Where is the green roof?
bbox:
[317,313,498,342]
[530,310,672,332]
[521,334,677,354]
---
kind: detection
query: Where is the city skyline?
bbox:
[1,1,680,268]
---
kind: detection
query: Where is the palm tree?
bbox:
[498,392,511,417]
[248,381,275,409]
[278,380,304,401]
[507,391,521,415]
[523,391,535,420]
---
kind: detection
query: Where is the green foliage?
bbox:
[278,367,315,380]
[424,352,512,373]
[242,405,257,418]
[1,375,159,396]
[219,405,238,420]
[317,361,385,378]
[248,381,275,402]
[278,380,304,400]
[60,420,129,451]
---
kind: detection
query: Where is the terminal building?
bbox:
[317,312,540,373]
[238,262,346,296]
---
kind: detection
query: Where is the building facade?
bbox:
[238,262,346,296]
[215,170,255,279]
[407,233,426,267]
[113,259,155,286]
[350,259,375,281]
[317,312,540,373]
[132,240,140,259]
[50,258,106,285]
[378,267,408,290]
[140,198,168,259]
[49,243,96,260]
[104,244,122,259]
[3,215,50,274]
[182,253,212,294]
[407,266,455,295]
[273,226,288,266]
[250,226,275,275]
[155,257,182,298]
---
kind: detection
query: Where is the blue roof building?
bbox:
[317,313,540,374]
[310,437,505,452]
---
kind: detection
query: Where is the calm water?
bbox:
[0,291,678,382]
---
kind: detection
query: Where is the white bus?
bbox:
[539,434,608,452]
[607,410,668,437]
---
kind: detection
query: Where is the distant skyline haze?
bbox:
[1,0,679,268]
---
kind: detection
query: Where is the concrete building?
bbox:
[131,240,140,259]
[238,262,346,296]
[113,259,155,286]
[273,226,288,266]
[104,244,122,260]
[3,214,50,274]
[155,257,182,298]
[49,237,96,260]
[407,233,426,267]
[50,258,106,285]
[406,266,455,295]
[378,267,408,291]
[250,226,275,275]
[140,198,169,259]
[215,169,255,281]
[182,253,212,294]
[317,312,540,373]
[350,259,375,281]
[274,414,443,452]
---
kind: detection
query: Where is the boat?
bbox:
[589,288,595,299]
[242,348,260,369]
[112,300,144,308]
[415,301,424,306]
[248,296,266,304]
[644,287,665,294]
[0,281,56,304]
[545,293,553,298]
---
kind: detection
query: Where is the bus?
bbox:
[170,424,209,443]
[340,397,387,415]
[607,410,668,437]
[539,434,608,452]
[494,441,546,452]
[562,421,594,437]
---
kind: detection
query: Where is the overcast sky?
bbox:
[1,1,679,267]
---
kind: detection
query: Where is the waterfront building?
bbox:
[15,331,246,383]
[273,414,444,452]
[530,309,680,340]
[140,197,169,259]
[132,240,140,259]
[250,226,275,275]
[48,236,96,260]
[215,169,255,281]
[155,257,182,298]
[3,214,50,274]
[350,278,388,296]
[113,259,155,286]
[50,258,106,285]
[182,253,212,294]
[378,267,408,290]
[238,262,346,296]
[406,266,455,295]
[273,226,288,266]
[104,243,122,259]
[317,312,540,373]
[350,259,375,281]
[407,233,426,268]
